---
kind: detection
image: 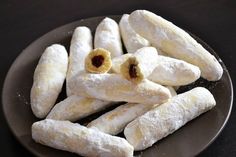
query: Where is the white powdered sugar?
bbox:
[30,44,68,118]
[69,73,171,104]
[32,119,134,157]
[124,87,216,151]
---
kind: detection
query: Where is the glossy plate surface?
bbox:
[2,16,233,157]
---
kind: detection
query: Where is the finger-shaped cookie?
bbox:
[32,119,133,157]
[85,48,112,73]
[67,26,93,96]
[47,95,115,121]
[69,73,171,105]
[129,10,223,81]
[88,103,156,135]
[148,55,201,86]
[94,17,123,58]
[112,54,200,86]
[124,87,216,151]
[30,44,68,118]
[120,47,158,83]
[119,14,150,53]
[111,47,167,73]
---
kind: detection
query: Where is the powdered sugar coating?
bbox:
[119,14,150,53]
[124,87,216,151]
[120,47,158,82]
[148,55,201,86]
[129,10,223,81]
[47,95,115,121]
[95,17,123,58]
[67,27,92,96]
[69,73,171,104]
[88,103,157,135]
[112,53,132,73]
[30,44,68,118]
[112,53,200,86]
[62,27,114,121]
[32,119,134,157]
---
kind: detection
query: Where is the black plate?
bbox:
[2,15,233,157]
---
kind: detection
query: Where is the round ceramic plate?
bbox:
[2,15,233,157]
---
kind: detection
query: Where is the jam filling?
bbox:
[92,55,104,68]
[129,64,137,78]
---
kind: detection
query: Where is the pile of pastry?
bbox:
[30,10,223,157]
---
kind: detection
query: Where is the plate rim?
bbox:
[1,15,234,157]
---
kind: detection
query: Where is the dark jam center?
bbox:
[92,55,104,68]
[129,64,137,78]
